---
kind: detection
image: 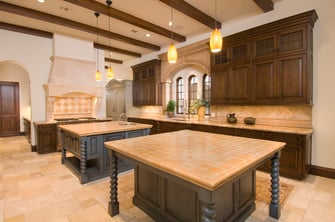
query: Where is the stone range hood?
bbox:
[43,56,104,121]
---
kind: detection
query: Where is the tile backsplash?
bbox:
[211,105,312,128]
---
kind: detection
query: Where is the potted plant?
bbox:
[190,99,209,120]
[165,100,176,118]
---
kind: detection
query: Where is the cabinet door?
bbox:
[254,35,276,59]
[254,26,306,59]
[212,65,250,104]
[211,68,229,104]
[228,65,250,103]
[230,42,250,64]
[132,81,143,106]
[278,26,306,55]
[277,54,307,104]
[252,60,278,103]
[37,124,57,154]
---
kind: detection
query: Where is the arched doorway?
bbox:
[0,61,31,137]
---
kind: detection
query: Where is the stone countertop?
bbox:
[105,130,285,190]
[128,116,314,135]
[58,121,152,137]
[33,118,112,125]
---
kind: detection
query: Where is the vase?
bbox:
[167,111,174,118]
[197,106,205,121]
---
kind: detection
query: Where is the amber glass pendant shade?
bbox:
[168,43,177,64]
[107,67,114,79]
[210,28,222,53]
[95,70,101,81]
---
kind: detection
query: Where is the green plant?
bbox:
[190,99,209,114]
[165,100,176,112]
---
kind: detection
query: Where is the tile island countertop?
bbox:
[58,121,152,137]
[105,130,285,190]
[128,115,313,135]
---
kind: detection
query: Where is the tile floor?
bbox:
[0,136,335,222]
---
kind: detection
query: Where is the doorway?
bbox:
[0,81,20,137]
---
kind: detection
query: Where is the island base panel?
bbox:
[133,165,256,222]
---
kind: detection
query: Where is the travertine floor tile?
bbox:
[1,136,335,222]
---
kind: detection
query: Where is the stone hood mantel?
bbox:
[43,56,104,121]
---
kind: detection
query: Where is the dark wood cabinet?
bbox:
[127,117,157,134]
[132,59,162,106]
[34,123,57,154]
[212,10,317,105]
[157,121,189,134]
[23,117,31,143]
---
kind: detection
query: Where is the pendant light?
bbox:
[210,0,222,53]
[106,0,114,80]
[95,12,101,81]
[168,8,177,64]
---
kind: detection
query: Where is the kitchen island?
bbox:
[59,121,152,184]
[105,130,286,221]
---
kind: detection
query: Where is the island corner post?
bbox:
[105,130,285,221]
[269,151,281,219]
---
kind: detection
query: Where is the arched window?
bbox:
[203,74,211,115]
[188,75,198,114]
[176,77,184,114]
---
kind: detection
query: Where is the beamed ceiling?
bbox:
[0,0,279,65]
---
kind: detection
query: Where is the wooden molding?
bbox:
[105,58,123,65]
[0,1,160,51]
[310,165,335,180]
[253,0,274,12]
[94,43,141,58]
[64,0,186,43]
[159,0,221,29]
[0,22,53,39]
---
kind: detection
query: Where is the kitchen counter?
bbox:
[105,130,285,221]
[128,115,313,135]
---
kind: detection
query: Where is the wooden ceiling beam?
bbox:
[64,0,186,42]
[158,0,221,29]
[0,1,160,51]
[0,22,53,39]
[105,58,123,65]
[94,43,141,58]
[253,0,274,12]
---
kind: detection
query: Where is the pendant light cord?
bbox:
[171,7,174,43]
[95,12,100,71]
[214,0,217,29]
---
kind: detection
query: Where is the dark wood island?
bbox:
[105,130,285,221]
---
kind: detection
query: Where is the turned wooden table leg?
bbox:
[108,150,119,216]
[269,151,281,219]
[200,201,216,222]
[80,140,88,184]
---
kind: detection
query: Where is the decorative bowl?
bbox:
[244,117,256,125]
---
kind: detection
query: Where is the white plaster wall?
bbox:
[53,34,94,61]
[0,29,52,145]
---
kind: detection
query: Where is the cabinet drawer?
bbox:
[236,129,265,139]
[267,132,303,145]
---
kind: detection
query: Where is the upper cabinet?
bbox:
[211,10,318,105]
[132,59,162,106]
